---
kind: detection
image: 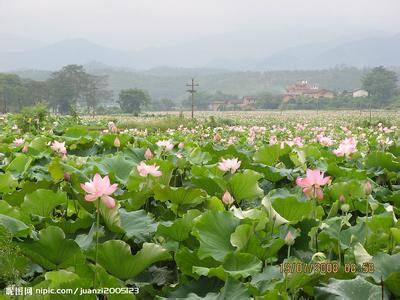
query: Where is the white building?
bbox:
[352,89,369,97]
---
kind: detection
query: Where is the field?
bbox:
[0,110,400,299]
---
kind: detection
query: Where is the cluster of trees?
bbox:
[0,65,153,115]
[0,65,112,114]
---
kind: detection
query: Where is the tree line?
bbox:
[0,64,151,115]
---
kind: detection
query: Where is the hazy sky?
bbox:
[0,0,400,50]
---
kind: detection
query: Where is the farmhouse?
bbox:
[210,96,256,111]
[283,80,335,102]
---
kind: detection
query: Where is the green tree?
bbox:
[85,74,112,117]
[362,66,398,104]
[118,88,150,114]
[47,65,90,114]
[0,73,22,113]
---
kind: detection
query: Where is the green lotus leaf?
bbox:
[20,226,81,270]
[154,185,207,214]
[228,170,263,203]
[0,172,18,193]
[6,154,32,177]
[0,214,30,237]
[266,189,313,223]
[253,144,291,166]
[315,276,388,300]
[192,210,240,261]
[89,240,171,280]
[21,189,67,219]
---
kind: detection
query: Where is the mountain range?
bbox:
[0,31,399,71]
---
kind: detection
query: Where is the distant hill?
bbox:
[1,32,400,71]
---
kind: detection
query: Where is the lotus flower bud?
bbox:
[64,172,71,182]
[114,137,121,148]
[364,181,372,195]
[341,204,350,213]
[144,148,153,160]
[339,195,345,203]
[178,142,184,149]
[222,191,234,205]
[284,231,295,246]
[214,133,221,142]
[22,144,29,153]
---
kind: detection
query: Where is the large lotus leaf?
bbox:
[216,277,250,300]
[63,126,92,144]
[21,189,67,219]
[365,151,400,172]
[228,170,263,203]
[6,154,32,177]
[267,189,313,223]
[91,264,135,300]
[367,252,400,296]
[90,240,171,280]
[192,210,240,261]
[261,196,289,226]
[94,154,137,184]
[188,147,213,165]
[315,276,388,300]
[119,208,157,241]
[250,266,283,295]
[326,180,366,204]
[0,214,30,237]
[157,209,201,241]
[0,172,18,193]
[20,226,81,270]
[44,270,80,289]
[222,252,262,278]
[250,163,294,182]
[253,144,291,166]
[175,247,220,278]
[327,163,368,180]
[48,158,65,182]
[154,185,207,214]
[191,165,225,195]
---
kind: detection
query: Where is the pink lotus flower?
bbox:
[296,169,331,200]
[13,138,25,147]
[333,137,357,157]
[317,135,333,147]
[156,140,174,151]
[178,142,185,149]
[81,173,118,208]
[51,141,67,155]
[113,137,120,147]
[218,157,241,174]
[144,148,153,160]
[137,161,162,177]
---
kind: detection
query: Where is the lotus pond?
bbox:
[0,111,400,299]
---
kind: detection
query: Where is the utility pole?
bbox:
[186,78,199,118]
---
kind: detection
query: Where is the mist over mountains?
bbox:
[0,31,399,71]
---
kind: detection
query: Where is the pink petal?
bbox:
[316,187,324,200]
[93,173,103,188]
[105,183,118,195]
[85,194,98,202]
[102,195,116,208]
[296,177,311,188]
[81,182,96,194]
